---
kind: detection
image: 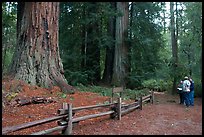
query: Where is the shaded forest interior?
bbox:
[2,2,202,97]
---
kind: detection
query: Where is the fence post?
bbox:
[151,90,154,104]
[64,103,72,135]
[111,88,114,103]
[61,103,68,135]
[110,103,116,119]
[139,96,142,110]
[119,92,122,98]
[117,98,121,120]
[110,97,113,104]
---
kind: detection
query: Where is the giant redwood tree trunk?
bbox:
[10,2,75,93]
[170,2,178,95]
[111,2,129,87]
[102,2,116,84]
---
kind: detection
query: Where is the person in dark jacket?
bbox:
[177,80,184,104]
[189,77,194,106]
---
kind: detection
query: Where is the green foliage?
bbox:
[179,2,202,76]
[2,2,201,98]
[77,85,151,101]
[56,92,67,99]
[6,92,18,102]
[123,88,150,100]
[127,75,143,89]
[174,2,202,97]
[157,79,172,92]
[64,70,89,86]
[61,93,67,98]
[59,2,121,85]
[76,85,112,97]
[70,97,75,100]
[3,51,14,72]
[193,78,202,98]
[142,79,172,92]
[130,2,165,86]
[2,2,17,74]
[142,79,158,90]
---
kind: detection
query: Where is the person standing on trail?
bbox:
[189,77,194,106]
[177,80,184,104]
[182,76,191,107]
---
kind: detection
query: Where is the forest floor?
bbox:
[2,78,202,135]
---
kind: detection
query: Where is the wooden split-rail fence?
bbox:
[2,88,154,135]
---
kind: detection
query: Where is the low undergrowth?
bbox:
[76,84,150,101]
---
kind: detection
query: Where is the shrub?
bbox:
[142,79,172,92]
[65,70,89,86]
[193,78,202,97]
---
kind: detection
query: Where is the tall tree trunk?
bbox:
[126,2,133,88]
[9,2,75,93]
[102,2,116,84]
[86,2,101,84]
[200,51,202,83]
[188,44,192,76]
[2,42,7,74]
[81,5,87,70]
[161,2,166,34]
[17,2,24,39]
[2,27,9,74]
[170,2,178,95]
[112,2,129,87]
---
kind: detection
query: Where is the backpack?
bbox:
[182,80,191,92]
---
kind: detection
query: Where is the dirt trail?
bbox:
[72,93,202,135]
[2,79,202,135]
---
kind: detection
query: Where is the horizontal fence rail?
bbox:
[121,104,140,115]
[58,102,117,115]
[142,97,151,102]
[142,94,151,100]
[30,126,66,135]
[2,91,154,135]
[2,114,68,135]
[72,110,115,123]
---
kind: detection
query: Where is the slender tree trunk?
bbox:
[17,2,24,39]
[170,2,178,95]
[81,5,87,70]
[10,2,75,93]
[2,27,9,73]
[102,2,116,84]
[188,44,192,76]
[200,51,202,83]
[162,2,166,34]
[86,2,101,84]
[112,2,129,87]
[126,2,133,88]
[2,42,7,74]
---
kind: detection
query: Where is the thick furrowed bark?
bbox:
[10,2,75,93]
[112,2,129,87]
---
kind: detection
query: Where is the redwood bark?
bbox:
[112,2,129,87]
[10,2,75,93]
[102,2,116,84]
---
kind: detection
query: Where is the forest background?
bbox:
[2,2,202,97]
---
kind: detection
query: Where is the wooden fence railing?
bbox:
[2,91,154,135]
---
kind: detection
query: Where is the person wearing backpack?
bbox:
[182,76,191,107]
[177,80,184,104]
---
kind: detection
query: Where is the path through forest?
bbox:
[72,93,202,135]
[2,79,202,135]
